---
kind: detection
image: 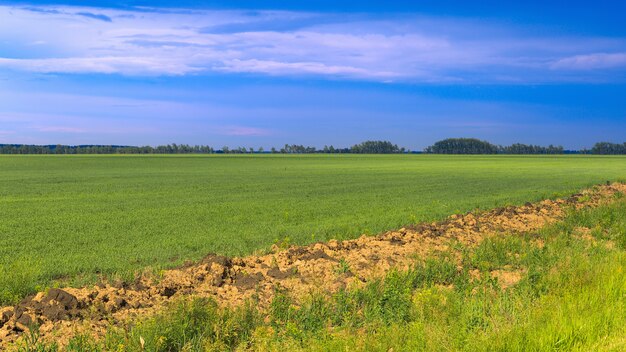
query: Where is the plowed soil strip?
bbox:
[2,183,625,348]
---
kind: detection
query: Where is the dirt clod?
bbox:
[44,288,78,310]
[267,267,297,279]
[233,272,265,290]
[300,249,339,262]
[41,304,68,321]
[161,287,177,298]
[201,254,232,268]
[14,311,33,331]
[0,309,12,328]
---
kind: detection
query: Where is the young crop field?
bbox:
[1,154,625,305]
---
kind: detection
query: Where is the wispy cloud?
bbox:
[0,57,201,75]
[35,126,87,133]
[219,59,397,78]
[75,12,112,22]
[0,90,275,143]
[221,126,273,136]
[0,5,625,82]
[551,52,626,70]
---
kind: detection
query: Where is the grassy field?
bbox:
[20,190,626,351]
[1,154,625,304]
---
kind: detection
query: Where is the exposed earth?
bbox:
[1,182,625,349]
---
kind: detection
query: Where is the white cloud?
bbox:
[0,5,624,81]
[0,57,202,75]
[219,59,397,78]
[551,53,626,70]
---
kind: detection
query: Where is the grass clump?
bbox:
[96,299,260,352]
[0,260,45,305]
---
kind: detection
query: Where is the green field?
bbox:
[1,154,625,304]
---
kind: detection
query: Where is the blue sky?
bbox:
[0,1,625,149]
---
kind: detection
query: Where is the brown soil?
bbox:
[1,183,624,349]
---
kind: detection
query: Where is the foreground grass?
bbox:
[1,155,625,304]
[20,197,626,351]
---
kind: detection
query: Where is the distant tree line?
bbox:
[271,141,404,154]
[350,140,405,154]
[277,144,319,154]
[425,138,499,154]
[0,140,406,155]
[0,144,214,154]
[424,138,567,154]
[1,139,625,155]
[590,142,626,155]
[500,143,564,154]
